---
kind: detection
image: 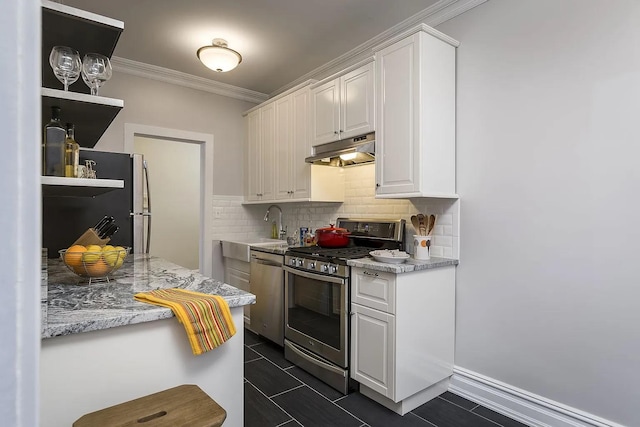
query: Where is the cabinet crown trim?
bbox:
[309,57,375,90]
[242,79,317,116]
[373,23,460,53]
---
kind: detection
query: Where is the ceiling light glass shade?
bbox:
[197,38,242,72]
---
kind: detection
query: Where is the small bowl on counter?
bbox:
[369,249,410,264]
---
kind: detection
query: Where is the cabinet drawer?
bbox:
[352,268,396,314]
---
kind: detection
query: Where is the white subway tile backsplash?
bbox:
[211,165,459,259]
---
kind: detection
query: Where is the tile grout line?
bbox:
[436,395,506,427]
[407,411,440,427]
[244,378,302,426]
[259,343,368,427]
[245,334,516,427]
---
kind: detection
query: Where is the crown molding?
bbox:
[269,0,487,97]
[111,56,269,104]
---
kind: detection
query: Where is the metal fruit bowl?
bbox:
[59,246,130,283]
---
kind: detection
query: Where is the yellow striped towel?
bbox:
[134,288,236,355]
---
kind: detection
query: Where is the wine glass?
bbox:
[81,53,113,96]
[49,46,81,91]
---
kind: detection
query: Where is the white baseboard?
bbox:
[449,367,624,427]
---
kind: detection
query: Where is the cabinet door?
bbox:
[260,103,276,201]
[312,79,340,145]
[275,95,293,200]
[246,110,262,201]
[340,62,375,139]
[351,303,395,398]
[375,34,420,195]
[292,87,311,199]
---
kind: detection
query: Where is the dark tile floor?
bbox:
[244,330,530,427]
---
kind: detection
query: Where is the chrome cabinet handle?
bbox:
[363,271,379,277]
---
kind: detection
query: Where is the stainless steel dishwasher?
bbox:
[249,250,284,346]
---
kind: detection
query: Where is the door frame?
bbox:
[124,123,214,277]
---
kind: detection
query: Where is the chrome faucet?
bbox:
[264,204,286,240]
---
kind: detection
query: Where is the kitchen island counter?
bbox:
[42,254,256,338]
[41,254,249,427]
[43,254,255,339]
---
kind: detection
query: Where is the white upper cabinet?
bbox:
[312,61,375,145]
[245,83,344,204]
[274,94,294,200]
[246,104,275,202]
[374,25,459,199]
[246,109,262,202]
[290,88,312,200]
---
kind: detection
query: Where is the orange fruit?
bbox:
[64,245,87,268]
[85,258,111,277]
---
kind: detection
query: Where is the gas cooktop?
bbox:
[286,218,406,265]
[286,245,376,262]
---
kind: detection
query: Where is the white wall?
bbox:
[436,1,640,425]
[95,71,257,195]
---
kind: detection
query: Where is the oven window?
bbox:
[287,273,343,350]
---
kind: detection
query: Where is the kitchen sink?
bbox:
[221,237,287,263]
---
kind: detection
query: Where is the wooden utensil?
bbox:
[428,214,436,236]
[417,214,427,236]
[411,215,420,234]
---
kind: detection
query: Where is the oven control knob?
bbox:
[308,261,316,269]
[320,264,328,272]
[329,265,338,274]
[297,259,304,267]
[290,258,298,266]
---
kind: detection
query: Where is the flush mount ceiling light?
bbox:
[197,38,242,72]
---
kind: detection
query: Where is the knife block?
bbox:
[72,228,110,247]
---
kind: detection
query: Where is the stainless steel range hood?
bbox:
[305,132,375,167]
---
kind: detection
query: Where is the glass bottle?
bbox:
[42,106,66,176]
[64,123,80,178]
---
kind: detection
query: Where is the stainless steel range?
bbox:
[283,218,405,394]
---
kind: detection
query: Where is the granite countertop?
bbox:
[43,254,255,339]
[347,256,459,273]
[252,245,459,273]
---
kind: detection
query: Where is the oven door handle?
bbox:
[285,340,347,377]
[283,266,346,285]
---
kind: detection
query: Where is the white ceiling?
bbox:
[63,0,440,95]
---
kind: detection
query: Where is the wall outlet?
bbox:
[214,208,223,219]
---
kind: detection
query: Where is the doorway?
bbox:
[124,124,214,277]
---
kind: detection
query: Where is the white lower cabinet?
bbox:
[350,265,456,415]
[351,304,395,397]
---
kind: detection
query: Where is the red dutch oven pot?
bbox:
[315,224,351,248]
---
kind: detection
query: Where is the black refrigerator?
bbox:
[42,151,151,258]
